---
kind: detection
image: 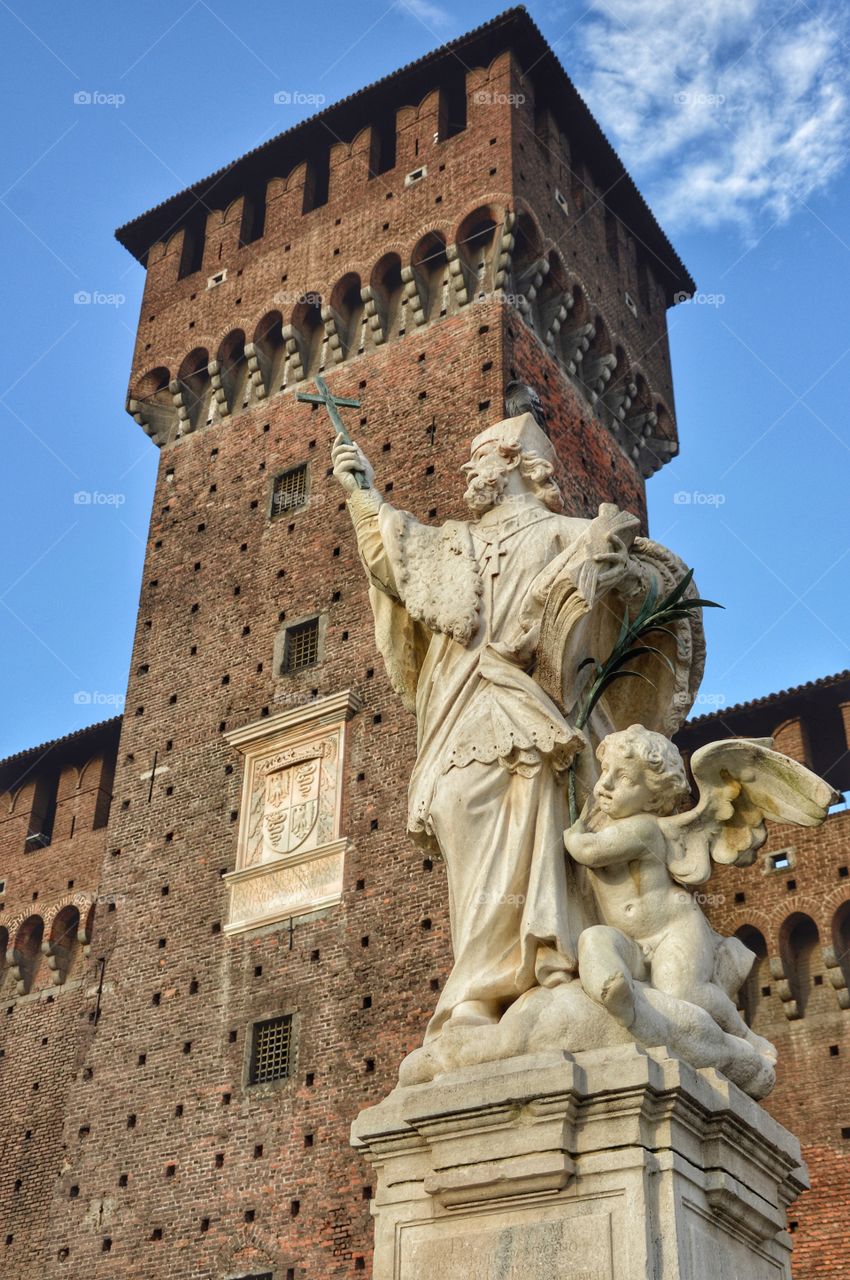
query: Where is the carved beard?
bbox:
[463,457,509,514]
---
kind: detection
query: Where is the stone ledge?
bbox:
[352,1045,807,1279]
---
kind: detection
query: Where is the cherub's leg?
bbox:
[638,987,776,1100]
[577,926,646,1026]
[651,937,776,1060]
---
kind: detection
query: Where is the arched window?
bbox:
[288,296,324,379]
[558,285,595,376]
[534,251,572,351]
[831,901,850,990]
[0,926,8,995]
[175,349,212,433]
[781,912,825,1017]
[127,366,174,444]
[46,905,81,986]
[328,273,365,360]
[410,233,449,324]
[735,925,770,1031]
[214,330,249,416]
[11,915,44,995]
[602,345,636,423]
[580,313,616,402]
[455,211,497,300]
[249,311,285,397]
[367,253,404,345]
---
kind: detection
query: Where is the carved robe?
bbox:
[348,486,702,1037]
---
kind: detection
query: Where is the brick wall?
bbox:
[679,679,850,1278]
[1,19,695,1278]
[0,722,118,1276]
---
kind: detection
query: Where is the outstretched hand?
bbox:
[331,433,375,494]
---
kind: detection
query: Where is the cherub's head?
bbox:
[594,725,690,819]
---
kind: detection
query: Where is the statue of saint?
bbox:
[332,394,703,1042]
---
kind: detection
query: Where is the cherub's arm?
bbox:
[565,814,659,868]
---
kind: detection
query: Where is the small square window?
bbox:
[771,852,791,871]
[248,1015,293,1085]
[282,618,320,673]
[271,464,308,517]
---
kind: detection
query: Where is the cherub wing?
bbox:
[660,738,839,886]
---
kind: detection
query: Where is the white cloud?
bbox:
[573,0,850,231]
[396,0,453,29]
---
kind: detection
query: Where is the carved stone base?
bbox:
[351,1046,807,1279]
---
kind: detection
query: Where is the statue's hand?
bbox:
[593,535,628,594]
[331,433,375,494]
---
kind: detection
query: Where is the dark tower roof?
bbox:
[114,6,693,300]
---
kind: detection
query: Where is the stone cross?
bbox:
[297,375,367,490]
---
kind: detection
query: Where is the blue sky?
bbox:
[1,0,848,757]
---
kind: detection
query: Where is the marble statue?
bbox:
[332,390,836,1100]
[566,726,834,1096]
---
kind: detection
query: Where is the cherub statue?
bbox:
[565,724,837,1094]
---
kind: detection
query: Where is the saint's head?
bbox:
[462,411,564,515]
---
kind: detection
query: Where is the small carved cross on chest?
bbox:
[480,538,509,617]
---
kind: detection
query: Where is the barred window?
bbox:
[271,464,308,517]
[283,618,319,673]
[249,1015,293,1085]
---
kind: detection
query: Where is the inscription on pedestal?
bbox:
[400,1206,613,1279]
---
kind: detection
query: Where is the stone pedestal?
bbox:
[351,1046,807,1279]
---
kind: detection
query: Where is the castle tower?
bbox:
[677,671,850,1276]
[3,10,695,1277]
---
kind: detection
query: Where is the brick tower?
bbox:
[677,672,850,1278]
[1,9,696,1278]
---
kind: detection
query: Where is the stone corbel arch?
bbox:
[600,342,636,425]
[405,229,449,326]
[41,893,95,986]
[364,250,406,345]
[172,348,213,435]
[557,281,596,376]
[495,203,547,322]
[324,271,366,363]
[283,294,325,381]
[534,248,573,351]
[7,913,44,995]
[640,394,678,476]
[454,206,502,303]
[823,894,850,1009]
[210,329,249,417]
[127,366,174,445]
[246,310,285,399]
